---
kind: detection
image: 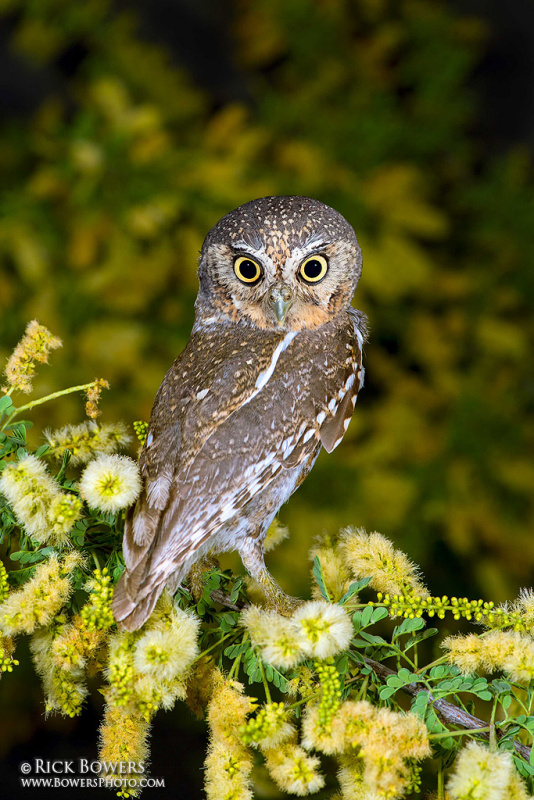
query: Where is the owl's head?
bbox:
[196,196,362,331]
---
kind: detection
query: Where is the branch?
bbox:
[364,656,530,760]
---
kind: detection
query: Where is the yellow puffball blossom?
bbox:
[0,555,78,635]
[79,454,141,513]
[264,744,325,796]
[337,754,367,800]
[30,625,88,717]
[340,528,428,598]
[99,705,151,797]
[3,319,61,394]
[309,531,354,603]
[292,601,353,660]
[205,739,254,800]
[51,614,105,672]
[208,673,255,746]
[241,606,307,670]
[44,421,132,465]
[133,607,200,681]
[302,702,347,755]
[444,630,534,683]
[516,588,534,628]
[442,633,485,674]
[240,702,295,749]
[447,742,515,800]
[205,673,255,800]
[47,493,83,545]
[0,454,80,544]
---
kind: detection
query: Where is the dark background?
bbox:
[1,0,534,797]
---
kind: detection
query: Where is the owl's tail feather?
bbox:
[112,571,165,631]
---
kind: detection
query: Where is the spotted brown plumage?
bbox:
[112,196,367,630]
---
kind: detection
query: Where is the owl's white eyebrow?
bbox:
[302,233,329,250]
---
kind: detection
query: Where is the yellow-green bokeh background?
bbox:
[1,0,534,792]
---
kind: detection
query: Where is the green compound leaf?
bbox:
[312,556,331,602]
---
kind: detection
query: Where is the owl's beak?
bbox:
[269,285,293,326]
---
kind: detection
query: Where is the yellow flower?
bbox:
[292,601,353,660]
[98,705,150,797]
[443,633,485,674]
[44,421,132,465]
[0,555,78,635]
[240,702,295,749]
[241,605,307,670]
[133,607,200,680]
[79,454,141,513]
[205,739,254,800]
[264,744,325,796]
[208,673,255,747]
[444,631,534,683]
[3,320,61,394]
[340,528,428,598]
[0,454,80,544]
[309,531,354,603]
[447,742,514,800]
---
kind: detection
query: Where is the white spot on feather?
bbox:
[316,411,326,425]
[328,397,337,412]
[303,428,315,443]
[146,431,153,448]
[146,471,172,510]
[196,388,209,400]
[254,332,297,391]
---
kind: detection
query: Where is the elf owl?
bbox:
[112,196,367,631]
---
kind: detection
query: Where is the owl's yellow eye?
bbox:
[234,256,263,285]
[299,255,328,283]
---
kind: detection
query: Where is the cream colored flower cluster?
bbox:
[0,454,82,545]
[105,593,199,722]
[79,453,141,513]
[206,673,324,799]
[3,319,61,394]
[443,629,534,684]
[340,527,428,598]
[447,741,533,800]
[0,552,83,635]
[44,420,132,465]
[303,699,430,799]
[205,673,256,800]
[241,600,353,670]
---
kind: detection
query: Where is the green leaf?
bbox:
[501,695,512,711]
[379,686,398,700]
[312,556,331,602]
[34,444,50,458]
[9,551,25,561]
[339,577,371,605]
[393,617,425,639]
[0,396,13,414]
[370,607,389,624]
[360,605,374,627]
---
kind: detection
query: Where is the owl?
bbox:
[112,196,367,631]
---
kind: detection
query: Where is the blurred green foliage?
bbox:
[1,0,534,616]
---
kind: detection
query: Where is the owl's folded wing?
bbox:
[113,313,366,629]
